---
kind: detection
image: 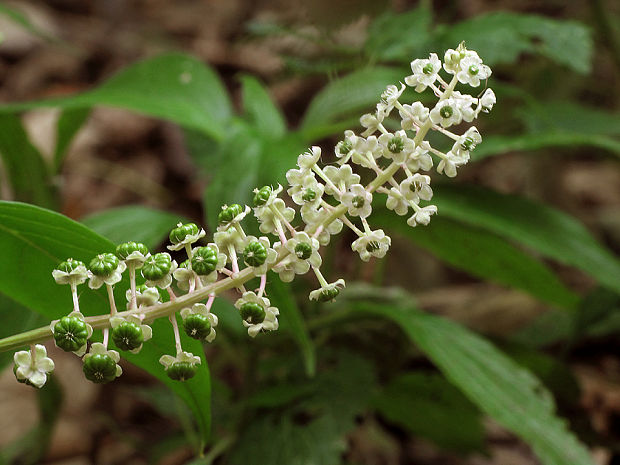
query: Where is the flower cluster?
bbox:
[11,43,494,388]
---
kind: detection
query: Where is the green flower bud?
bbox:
[439,105,453,119]
[169,223,199,245]
[191,246,218,275]
[253,186,272,206]
[243,241,267,267]
[56,258,85,273]
[111,321,144,351]
[183,314,212,340]
[142,253,172,280]
[240,302,266,324]
[218,204,243,225]
[166,362,197,381]
[89,253,119,277]
[294,242,313,260]
[53,316,89,352]
[116,241,148,260]
[83,354,118,384]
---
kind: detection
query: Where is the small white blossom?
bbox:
[453,91,477,122]
[109,314,153,354]
[479,88,496,113]
[234,291,279,338]
[287,170,324,209]
[405,53,442,92]
[323,164,360,196]
[297,146,322,170]
[309,278,346,302]
[214,227,246,256]
[335,130,359,164]
[126,285,160,308]
[378,130,416,164]
[52,260,89,286]
[399,102,429,130]
[406,141,434,172]
[443,45,466,75]
[351,135,381,168]
[452,126,482,158]
[407,205,438,227]
[302,207,343,246]
[342,184,373,218]
[360,111,384,137]
[88,261,126,290]
[429,98,462,128]
[273,232,321,282]
[14,344,54,388]
[180,303,219,343]
[457,52,491,87]
[380,83,405,115]
[351,230,391,262]
[254,198,295,235]
[385,187,409,216]
[437,151,468,178]
[400,174,433,203]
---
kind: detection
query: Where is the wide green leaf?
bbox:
[434,185,620,294]
[0,201,211,447]
[81,205,187,250]
[354,301,595,465]
[375,212,579,309]
[0,53,232,140]
[240,75,286,139]
[0,114,56,208]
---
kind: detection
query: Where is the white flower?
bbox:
[287,170,324,208]
[88,261,126,290]
[126,285,160,308]
[302,207,344,246]
[167,227,206,252]
[109,314,153,354]
[351,135,381,168]
[399,102,429,130]
[180,303,219,343]
[309,278,346,302]
[429,98,462,128]
[479,88,496,113]
[122,250,150,268]
[273,232,321,281]
[159,351,201,370]
[213,228,245,257]
[407,205,438,227]
[380,83,405,115]
[405,53,441,92]
[385,187,409,216]
[342,184,373,218]
[323,164,361,196]
[14,344,54,388]
[360,111,384,137]
[351,230,391,262]
[254,198,295,235]
[443,45,466,75]
[297,146,321,170]
[405,141,434,172]
[234,291,279,338]
[335,130,359,164]
[378,130,416,164]
[52,259,89,286]
[84,342,123,379]
[453,91,477,123]
[400,173,433,203]
[437,151,468,178]
[452,126,482,158]
[457,53,491,87]
[242,235,278,276]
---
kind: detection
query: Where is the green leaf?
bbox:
[300,67,405,137]
[267,274,316,376]
[374,372,484,452]
[473,133,620,161]
[364,4,431,61]
[240,76,286,138]
[436,12,592,73]
[81,205,187,250]
[354,302,595,465]
[434,185,620,294]
[229,353,375,465]
[0,4,62,44]
[0,53,232,140]
[375,211,579,309]
[0,201,211,447]
[53,108,90,171]
[0,114,56,208]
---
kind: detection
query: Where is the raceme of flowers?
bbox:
[11,43,494,388]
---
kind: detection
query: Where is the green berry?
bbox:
[169,223,199,245]
[142,253,172,280]
[83,354,118,384]
[183,314,212,340]
[253,186,272,206]
[56,258,85,273]
[302,189,316,202]
[218,204,243,225]
[423,63,434,75]
[166,362,197,381]
[439,105,453,119]
[116,241,148,260]
[53,316,89,352]
[318,287,340,302]
[240,302,266,324]
[191,246,218,275]
[111,321,144,351]
[294,242,312,260]
[243,241,267,267]
[468,64,479,75]
[89,253,119,277]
